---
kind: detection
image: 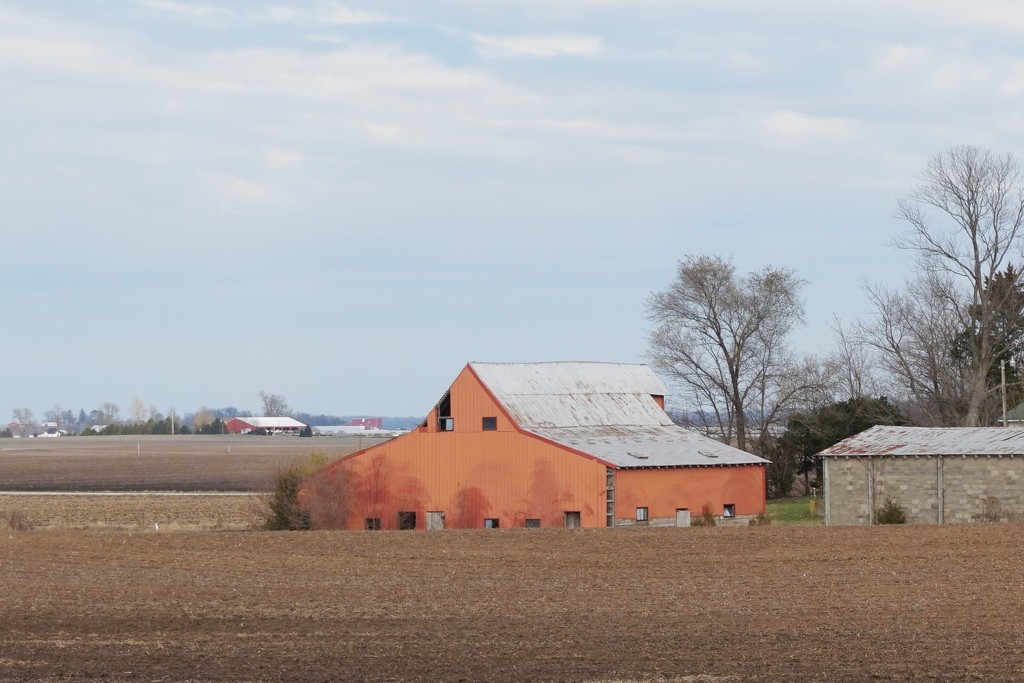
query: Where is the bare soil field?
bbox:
[0,435,369,491]
[2,524,1023,682]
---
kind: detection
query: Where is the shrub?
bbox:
[6,509,34,531]
[263,466,312,530]
[875,498,907,524]
[749,513,771,526]
[691,506,716,527]
[978,496,1003,523]
[262,451,331,531]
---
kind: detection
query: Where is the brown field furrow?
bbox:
[0,494,263,531]
[3,436,1024,681]
[1,525,1023,682]
[0,434,364,491]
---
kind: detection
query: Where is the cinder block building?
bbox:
[819,425,1024,525]
[303,361,767,530]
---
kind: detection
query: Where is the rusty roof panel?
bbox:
[818,425,1024,457]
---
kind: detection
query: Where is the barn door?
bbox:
[676,509,691,528]
[563,511,581,528]
[426,511,445,530]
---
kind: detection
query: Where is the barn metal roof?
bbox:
[470,361,766,468]
[470,362,671,428]
[533,425,767,467]
[818,425,1024,457]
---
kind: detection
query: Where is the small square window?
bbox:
[482,416,498,431]
[484,518,500,528]
[365,517,381,531]
[723,504,736,518]
[525,518,541,528]
[636,507,649,522]
[438,417,454,432]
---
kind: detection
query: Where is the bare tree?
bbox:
[647,255,816,452]
[874,145,1024,426]
[129,397,149,425]
[99,402,120,425]
[827,317,884,402]
[193,407,214,431]
[861,273,971,425]
[43,404,65,429]
[11,408,34,437]
[259,391,290,417]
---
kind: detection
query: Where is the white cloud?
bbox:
[472,32,605,59]
[254,3,393,26]
[872,44,930,72]
[762,111,858,142]
[362,123,402,143]
[210,175,273,202]
[466,115,623,138]
[133,0,230,20]
[265,148,302,167]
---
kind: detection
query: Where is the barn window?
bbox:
[364,517,381,531]
[723,504,736,518]
[636,507,649,522]
[482,416,497,431]
[397,511,416,530]
[484,518,500,528]
[525,518,541,528]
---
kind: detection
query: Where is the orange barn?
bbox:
[303,361,767,530]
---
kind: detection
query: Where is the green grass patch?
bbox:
[766,496,824,525]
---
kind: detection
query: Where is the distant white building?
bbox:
[224,416,306,434]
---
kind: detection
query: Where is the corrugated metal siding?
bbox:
[616,466,766,519]
[819,425,1024,457]
[308,429,608,529]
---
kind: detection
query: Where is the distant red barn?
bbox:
[302,361,767,530]
[348,417,383,430]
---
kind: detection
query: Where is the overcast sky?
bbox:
[4,0,1024,420]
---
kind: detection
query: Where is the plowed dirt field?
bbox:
[2,524,1023,682]
[0,435,365,491]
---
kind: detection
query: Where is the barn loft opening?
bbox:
[437,391,453,431]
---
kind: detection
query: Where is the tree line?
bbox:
[647,145,1024,496]
[5,390,420,437]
